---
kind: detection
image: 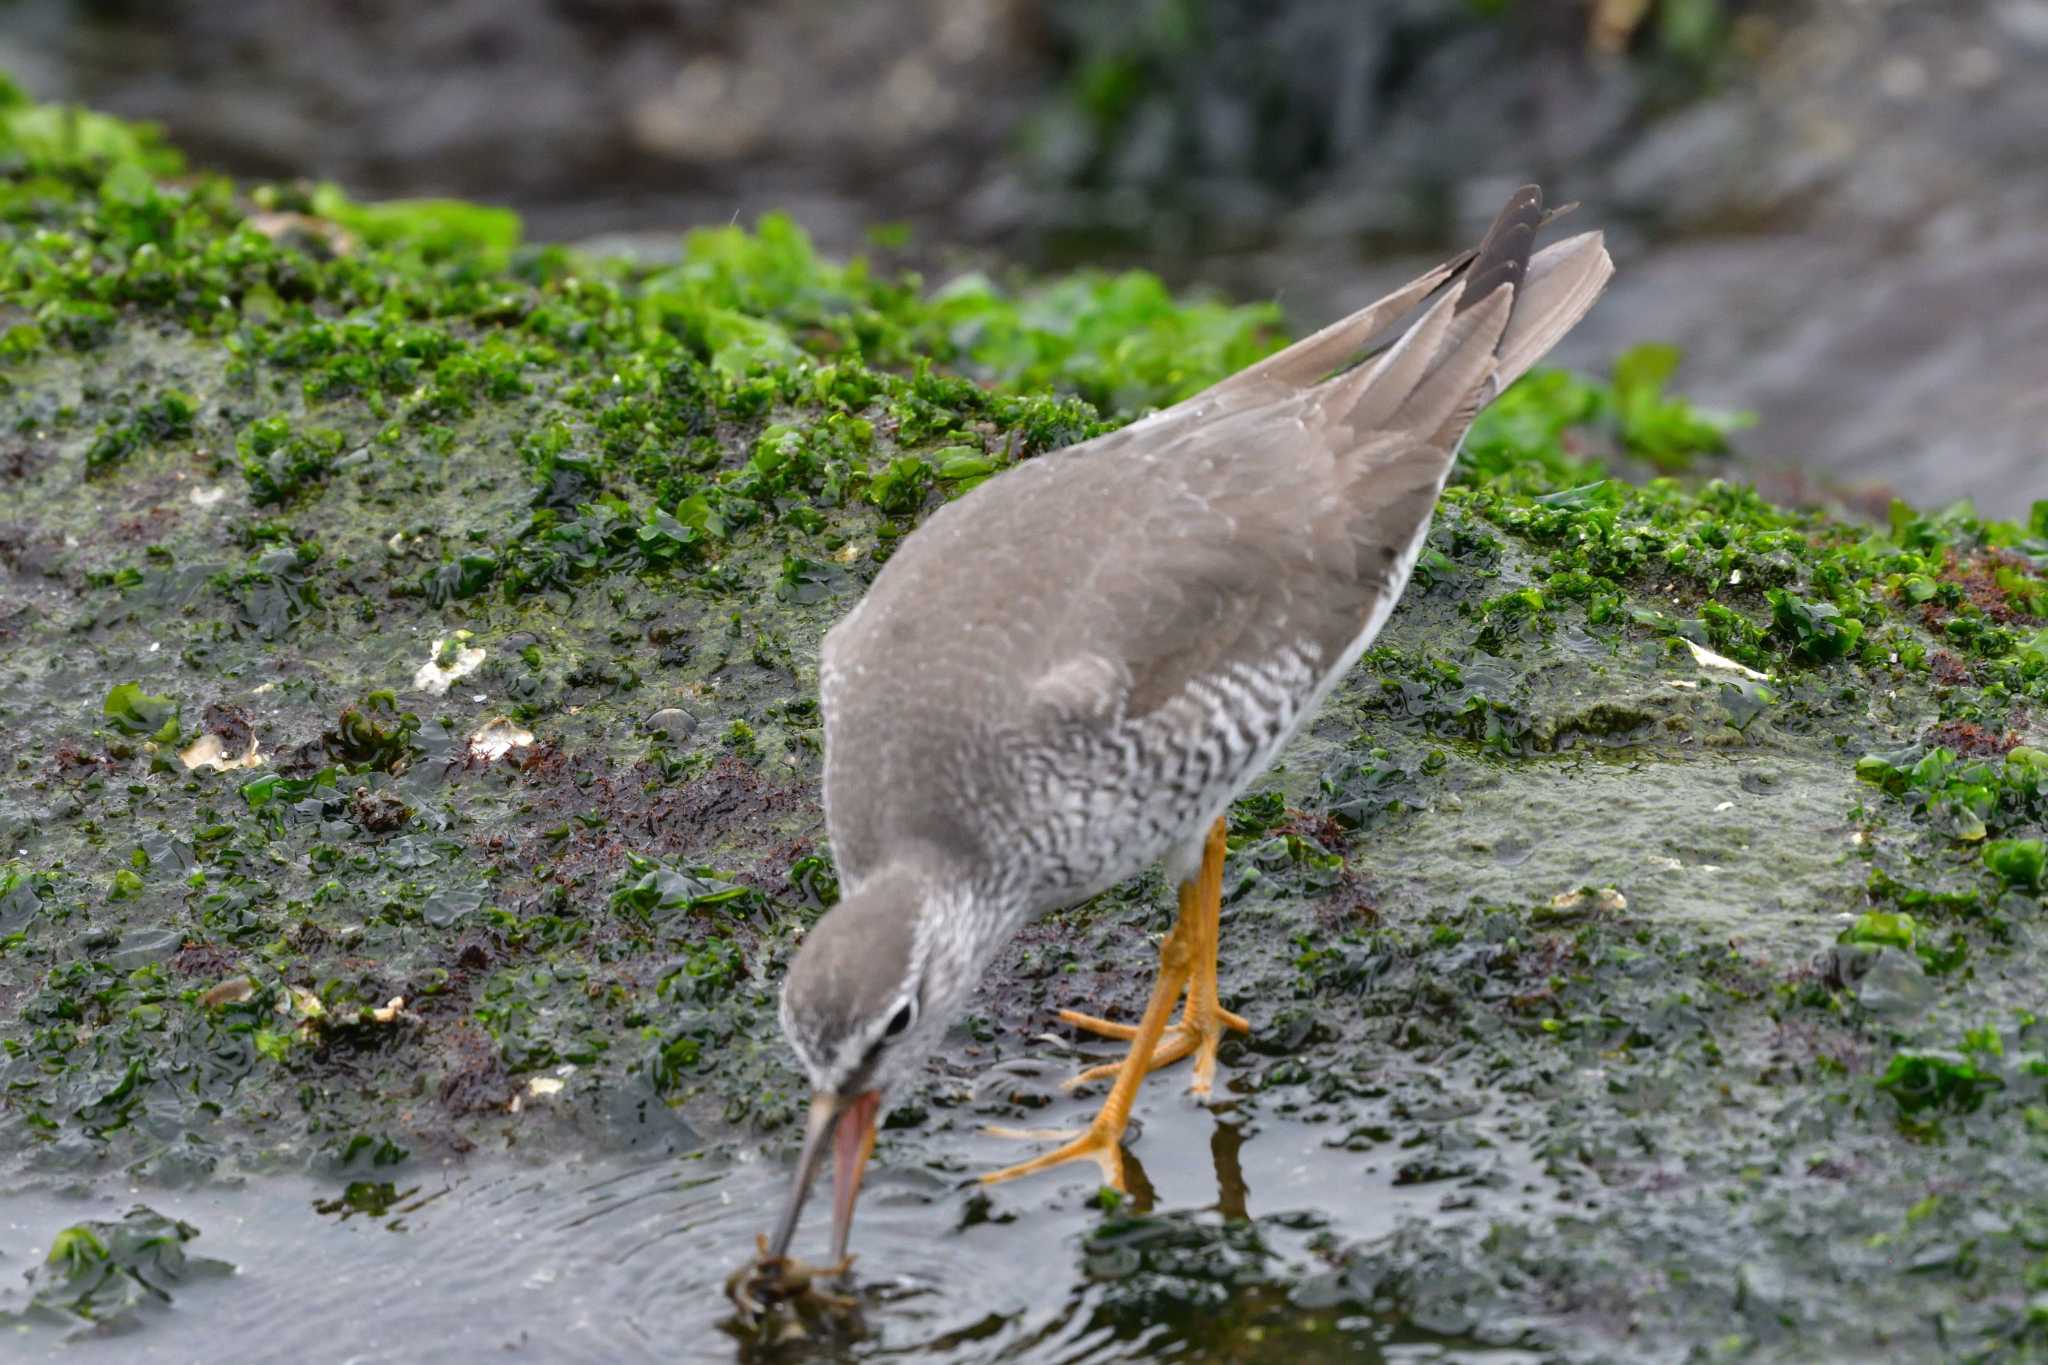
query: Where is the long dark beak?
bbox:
[765,1089,880,1264]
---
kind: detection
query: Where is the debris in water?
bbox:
[725,1234,859,1341]
[278,985,326,1029]
[1548,886,1627,917]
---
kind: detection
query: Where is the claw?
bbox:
[1057,1008,1142,1041]
[1060,1001,1249,1094]
[982,1121,1126,1190]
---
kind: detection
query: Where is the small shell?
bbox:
[1681,638,1769,682]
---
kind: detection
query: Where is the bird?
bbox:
[758,185,1613,1269]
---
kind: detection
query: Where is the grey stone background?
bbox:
[6,0,2046,505]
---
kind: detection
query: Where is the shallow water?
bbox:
[4,1080,1554,1364]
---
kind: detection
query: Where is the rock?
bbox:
[108,927,183,970]
[644,707,699,743]
[1854,948,1935,1017]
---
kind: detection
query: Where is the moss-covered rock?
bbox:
[6,82,2048,1360]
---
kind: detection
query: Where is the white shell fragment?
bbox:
[1681,638,1770,682]
[414,633,486,694]
[468,717,534,761]
[179,732,265,772]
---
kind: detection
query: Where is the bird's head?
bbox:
[765,861,967,1264]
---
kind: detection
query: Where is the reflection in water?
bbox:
[3,1097,1545,1363]
[1209,1117,1249,1223]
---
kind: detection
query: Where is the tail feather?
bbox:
[1333,190,1611,454]
[1216,261,1461,407]
[1140,183,1611,453]
[1335,287,1463,433]
[1456,184,1544,316]
[1494,233,1614,391]
[1401,287,1513,448]
[1191,196,1580,413]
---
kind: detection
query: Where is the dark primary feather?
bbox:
[1457,183,1545,315]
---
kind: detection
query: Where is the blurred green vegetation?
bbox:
[1027,0,1758,224]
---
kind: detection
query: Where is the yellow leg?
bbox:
[980,820,1229,1190]
[1061,818,1248,1097]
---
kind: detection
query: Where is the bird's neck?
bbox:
[901,867,1035,1023]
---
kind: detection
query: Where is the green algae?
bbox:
[0,1205,232,1337]
[6,87,2048,1362]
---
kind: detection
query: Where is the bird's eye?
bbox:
[884,1002,916,1038]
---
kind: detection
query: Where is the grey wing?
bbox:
[1037,400,1458,738]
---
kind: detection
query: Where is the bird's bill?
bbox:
[829,1090,880,1264]
[764,1089,881,1264]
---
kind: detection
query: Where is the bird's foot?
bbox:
[980,1120,1126,1191]
[1058,1002,1249,1097]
